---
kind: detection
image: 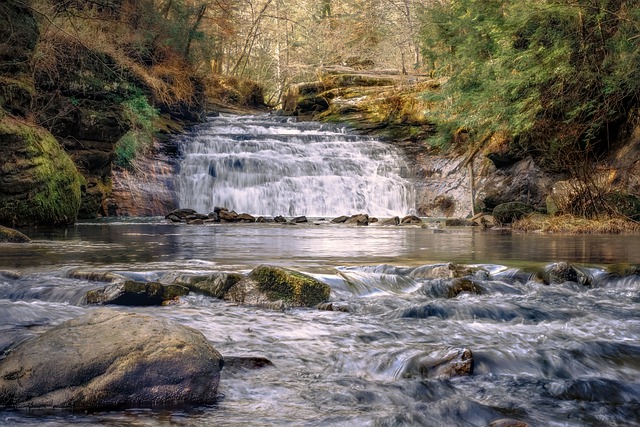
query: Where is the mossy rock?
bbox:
[0,116,83,226]
[247,265,330,307]
[0,225,30,243]
[492,202,534,224]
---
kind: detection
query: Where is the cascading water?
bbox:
[175,115,416,217]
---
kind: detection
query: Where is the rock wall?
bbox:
[282,67,558,218]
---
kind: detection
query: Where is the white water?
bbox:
[175,115,416,217]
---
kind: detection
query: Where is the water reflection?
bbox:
[2,221,639,272]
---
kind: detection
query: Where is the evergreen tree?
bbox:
[421,0,640,169]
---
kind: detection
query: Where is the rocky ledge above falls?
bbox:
[280,66,562,218]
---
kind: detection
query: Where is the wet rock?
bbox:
[487,419,530,427]
[187,218,204,225]
[219,209,239,222]
[238,213,256,223]
[446,278,484,298]
[292,215,308,223]
[544,262,579,284]
[380,216,400,226]
[225,265,330,308]
[492,202,534,224]
[316,301,351,312]
[166,214,184,223]
[472,213,497,228]
[403,348,474,379]
[346,214,369,225]
[0,226,30,243]
[208,211,220,221]
[0,309,223,409]
[332,215,349,223]
[0,270,22,279]
[274,215,287,223]
[401,215,422,225]
[85,280,189,306]
[67,269,126,283]
[187,213,209,220]
[223,356,274,374]
[165,209,197,221]
[162,272,244,299]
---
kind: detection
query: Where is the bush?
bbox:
[115,94,158,168]
[493,202,534,224]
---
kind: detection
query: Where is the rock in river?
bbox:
[85,280,189,305]
[224,265,331,308]
[0,225,30,243]
[0,309,223,409]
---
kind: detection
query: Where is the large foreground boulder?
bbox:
[0,310,223,409]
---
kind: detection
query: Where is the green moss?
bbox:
[0,116,83,226]
[248,265,330,307]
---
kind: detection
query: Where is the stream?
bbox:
[1,115,640,427]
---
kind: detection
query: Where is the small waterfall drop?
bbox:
[175,115,416,217]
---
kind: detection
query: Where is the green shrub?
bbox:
[115,94,158,168]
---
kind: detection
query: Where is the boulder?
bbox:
[544,262,580,285]
[219,209,239,222]
[165,209,197,221]
[274,215,287,223]
[380,216,400,226]
[400,215,422,225]
[162,272,244,299]
[237,213,256,223]
[346,214,369,225]
[0,310,223,409]
[225,265,330,308]
[85,280,189,306]
[331,215,349,223]
[402,348,474,380]
[0,225,30,243]
[446,278,484,298]
[492,202,534,224]
[292,215,308,223]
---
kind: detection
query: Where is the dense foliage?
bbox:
[421,0,640,169]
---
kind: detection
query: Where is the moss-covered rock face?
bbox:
[0,116,83,227]
[248,265,331,307]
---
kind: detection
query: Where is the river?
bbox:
[1,115,640,427]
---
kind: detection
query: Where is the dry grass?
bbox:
[513,213,640,234]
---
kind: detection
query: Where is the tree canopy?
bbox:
[420,0,640,168]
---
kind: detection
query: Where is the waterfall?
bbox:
[175,115,416,217]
